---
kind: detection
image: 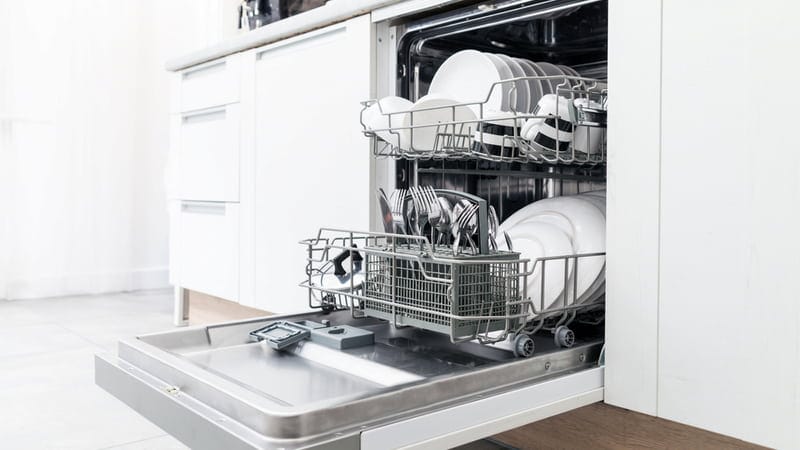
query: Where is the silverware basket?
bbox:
[361,245,524,341]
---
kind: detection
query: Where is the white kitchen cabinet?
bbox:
[608,1,800,448]
[176,53,242,113]
[173,201,240,302]
[172,103,240,201]
[251,15,373,313]
[657,1,800,448]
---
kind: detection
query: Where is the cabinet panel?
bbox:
[175,201,239,301]
[253,16,373,313]
[179,54,241,112]
[174,103,240,201]
[604,0,661,416]
[659,1,800,448]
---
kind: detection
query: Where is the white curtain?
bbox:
[0,0,225,299]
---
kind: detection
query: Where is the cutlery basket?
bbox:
[361,245,525,341]
[300,229,530,344]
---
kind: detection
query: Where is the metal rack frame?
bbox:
[300,228,605,356]
[361,76,608,165]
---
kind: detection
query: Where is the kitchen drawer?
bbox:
[174,103,240,202]
[175,201,239,301]
[179,54,241,112]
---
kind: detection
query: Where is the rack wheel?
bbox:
[554,326,575,348]
[320,294,337,314]
[513,334,535,358]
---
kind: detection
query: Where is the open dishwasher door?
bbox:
[95,310,603,450]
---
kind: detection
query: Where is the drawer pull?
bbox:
[181,106,226,124]
[182,60,226,80]
[181,201,226,215]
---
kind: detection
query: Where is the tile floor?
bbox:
[0,289,188,450]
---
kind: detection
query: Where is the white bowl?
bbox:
[401,94,477,151]
[362,96,413,148]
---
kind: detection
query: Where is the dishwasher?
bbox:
[95,1,609,448]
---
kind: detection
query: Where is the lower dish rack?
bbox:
[300,228,605,357]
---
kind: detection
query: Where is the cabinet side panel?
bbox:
[659,1,800,448]
[605,0,662,416]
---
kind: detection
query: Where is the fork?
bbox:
[488,205,499,251]
[422,186,442,248]
[452,203,478,255]
[389,189,408,235]
[410,187,430,238]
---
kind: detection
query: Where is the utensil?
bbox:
[452,202,478,255]
[503,230,514,251]
[410,187,430,239]
[435,196,453,246]
[488,205,499,251]
[422,186,442,248]
[376,189,395,234]
[389,189,408,234]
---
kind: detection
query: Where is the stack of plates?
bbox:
[363,50,586,152]
[497,190,606,316]
[429,49,581,114]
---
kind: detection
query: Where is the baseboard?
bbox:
[4,267,170,300]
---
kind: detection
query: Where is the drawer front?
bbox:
[179,54,241,112]
[174,103,240,202]
[176,201,239,301]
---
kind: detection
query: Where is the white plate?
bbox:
[578,193,605,215]
[429,50,506,113]
[499,196,605,302]
[580,189,606,198]
[525,61,552,95]
[497,221,573,315]
[362,96,413,148]
[560,65,580,77]
[495,54,529,113]
[575,193,606,303]
[401,94,477,151]
[536,62,571,95]
[483,53,515,111]
[514,58,544,112]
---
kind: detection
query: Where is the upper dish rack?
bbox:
[360,76,608,165]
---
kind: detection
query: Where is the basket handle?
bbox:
[332,245,363,276]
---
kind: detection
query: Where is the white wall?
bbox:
[0,0,225,299]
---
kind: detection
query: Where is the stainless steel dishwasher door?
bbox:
[95,310,604,449]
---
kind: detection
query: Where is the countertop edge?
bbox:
[165,0,394,71]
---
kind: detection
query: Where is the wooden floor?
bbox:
[188,293,764,450]
[490,403,764,450]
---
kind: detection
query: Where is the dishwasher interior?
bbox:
[96,1,609,448]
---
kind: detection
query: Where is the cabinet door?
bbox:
[173,103,240,201]
[658,1,800,448]
[252,16,372,313]
[174,201,239,301]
